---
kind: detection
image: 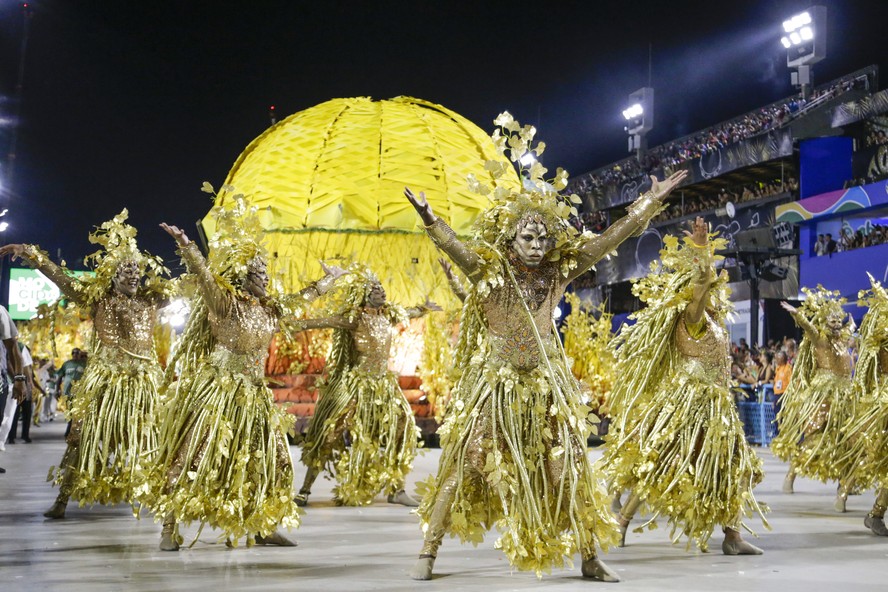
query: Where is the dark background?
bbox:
[1,0,885,269]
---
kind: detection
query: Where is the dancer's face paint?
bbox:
[112,260,141,296]
[512,221,552,268]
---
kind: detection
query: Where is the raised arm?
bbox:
[280,262,347,311]
[404,187,484,282]
[0,244,83,304]
[570,171,687,280]
[405,297,442,319]
[160,223,229,318]
[683,218,716,326]
[780,301,818,336]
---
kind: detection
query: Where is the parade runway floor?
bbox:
[1,419,885,591]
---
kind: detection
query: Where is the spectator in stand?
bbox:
[825,233,838,254]
[756,351,775,390]
[814,234,827,256]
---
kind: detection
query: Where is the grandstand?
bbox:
[567,65,888,347]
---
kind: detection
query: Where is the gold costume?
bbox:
[297,270,423,505]
[840,277,888,516]
[142,242,311,545]
[18,212,171,512]
[771,287,857,484]
[412,114,674,576]
[603,236,767,550]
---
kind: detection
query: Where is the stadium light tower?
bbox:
[623,86,653,160]
[780,6,826,100]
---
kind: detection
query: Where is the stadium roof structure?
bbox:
[200,96,520,307]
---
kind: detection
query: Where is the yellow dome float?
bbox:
[202,96,520,306]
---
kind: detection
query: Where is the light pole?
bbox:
[623,87,653,161]
[780,6,826,101]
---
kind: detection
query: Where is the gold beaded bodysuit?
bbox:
[25,247,166,509]
[142,243,303,544]
[770,306,856,483]
[413,196,666,575]
[298,306,422,505]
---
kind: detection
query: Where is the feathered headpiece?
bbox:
[79,209,170,305]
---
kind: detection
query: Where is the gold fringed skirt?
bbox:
[838,382,888,489]
[141,349,299,545]
[415,354,619,576]
[49,350,161,508]
[301,367,419,505]
[771,369,856,483]
[603,361,767,550]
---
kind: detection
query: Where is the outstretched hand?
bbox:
[159,223,190,247]
[649,170,688,201]
[0,244,26,261]
[404,187,436,225]
[320,261,348,280]
[422,296,442,312]
[779,301,797,314]
[683,216,709,247]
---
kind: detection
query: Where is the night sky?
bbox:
[1,0,886,271]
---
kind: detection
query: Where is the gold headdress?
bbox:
[201,184,269,295]
[79,209,170,305]
[468,112,583,253]
[799,285,849,337]
[632,233,732,319]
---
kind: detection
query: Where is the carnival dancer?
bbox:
[771,287,856,511]
[603,218,767,554]
[147,198,345,550]
[838,275,888,534]
[0,210,173,519]
[293,264,437,507]
[405,112,687,581]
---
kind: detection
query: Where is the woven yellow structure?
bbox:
[202,96,520,306]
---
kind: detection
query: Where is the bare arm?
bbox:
[570,171,687,280]
[404,187,484,281]
[4,339,24,402]
[0,244,83,304]
[160,223,229,318]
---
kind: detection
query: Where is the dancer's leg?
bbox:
[865,488,888,536]
[410,470,459,581]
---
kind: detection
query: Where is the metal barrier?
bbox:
[736,385,778,446]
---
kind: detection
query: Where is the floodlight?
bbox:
[782,5,826,70]
[789,32,801,45]
[622,103,643,120]
[781,37,792,48]
[783,19,794,33]
[798,11,811,26]
[0,221,8,232]
[799,26,813,40]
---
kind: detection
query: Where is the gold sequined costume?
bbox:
[14,213,171,512]
[408,122,688,576]
[143,242,315,544]
[296,270,424,505]
[603,235,767,550]
[840,277,888,513]
[770,287,857,484]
